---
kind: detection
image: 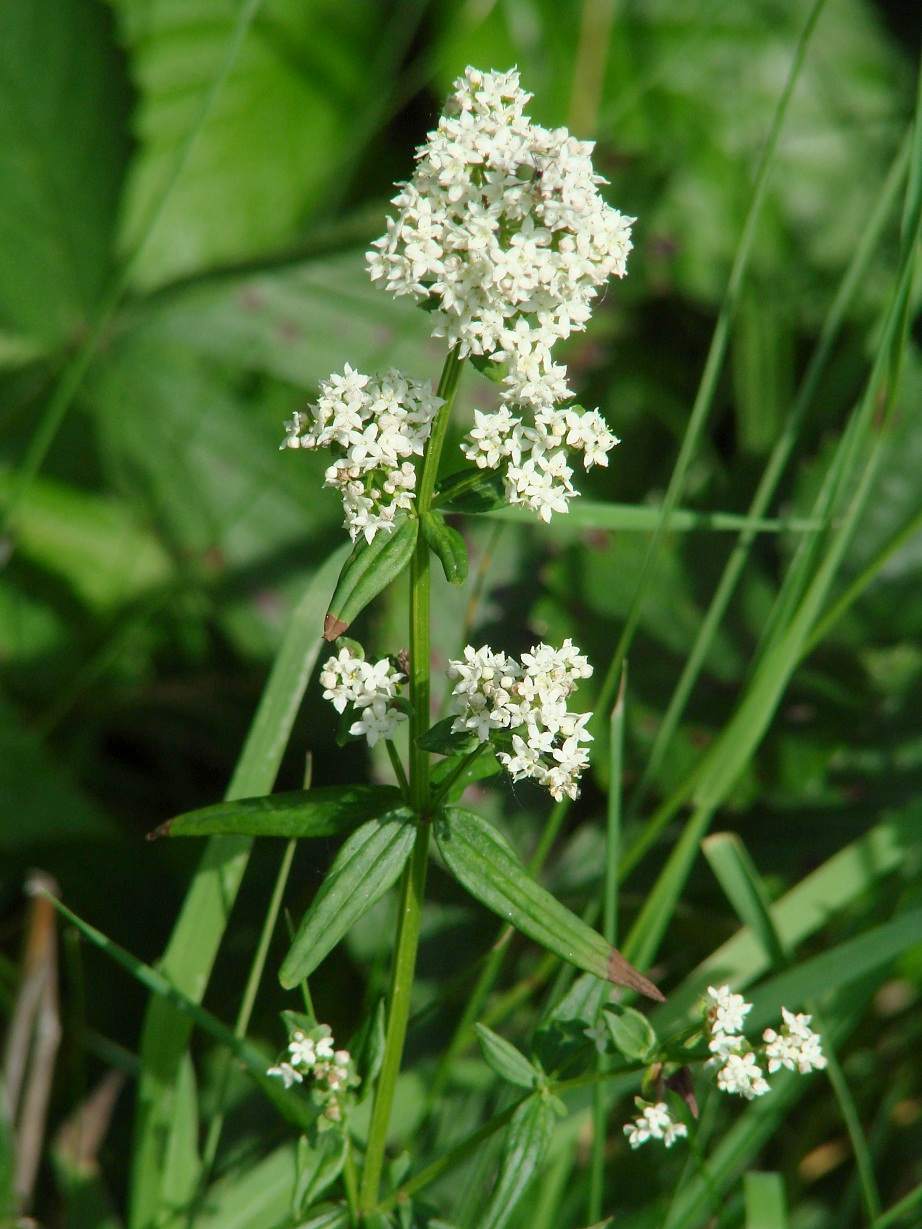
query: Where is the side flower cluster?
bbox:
[267,1024,358,1123]
[446,639,593,800]
[281,365,443,543]
[367,65,627,523]
[623,1100,688,1150]
[320,646,408,747]
[703,985,827,1101]
[461,403,618,522]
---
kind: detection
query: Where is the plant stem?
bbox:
[358,348,465,1213]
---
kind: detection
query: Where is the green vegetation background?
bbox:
[1,0,921,1225]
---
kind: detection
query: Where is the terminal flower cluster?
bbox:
[702,985,826,1102]
[446,639,593,800]
[320,646,408,747]
[623,1099,688,1150]
[281,365,442,543]
[267,1024,358,1123]
[367,65,629,523]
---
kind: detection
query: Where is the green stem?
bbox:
[358,348,464,1213]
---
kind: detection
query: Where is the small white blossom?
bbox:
[704,985,753,1037]
[763,1009,827,1075]
[321,646,408,749]
[349,698,408,747]
[623,1101,688,1150]
[267,1061,303,1089]
[288,1030,317,1068]
[716,1051,770,1100]
[446,639,593,799]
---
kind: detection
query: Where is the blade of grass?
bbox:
[624,131,910,824]
[130,543,347,1229]
[485,504,822,534]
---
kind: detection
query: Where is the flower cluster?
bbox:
[623,1100,688,1150]
[446,639,593,800]
[281,365,443,543]
[368,66,632,402]
[703,985,826,1101]
[367,65,627,523]
[267,1024,358,1123]
[461,403,618,522]
[320,646,407,747]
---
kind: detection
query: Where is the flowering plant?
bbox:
[155,64,832,1228]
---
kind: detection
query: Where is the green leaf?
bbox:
[468,351,509,384]
[434,808,663,1001]
[434,468,507,515]
[294,1131,347,1214]
[324,517,418,640]
[479,1097,555,1229]
[0,0,130,343]
[602,1004,657,1063]
[534,973,609,1074]
[111,0,392,288]
[280,811,416,988]
[421,510,468,586]
[474,1024,541,1090]
[186,1145,297,1229]
[702,832,788,968]
[417,717,481,756]
[294,1207,350,1229]
[744,1171,788,1229]
[349,999,386,1103]
[429,747,502,803]
[151,784,403,841]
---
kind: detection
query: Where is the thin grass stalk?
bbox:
[625,133,910,824]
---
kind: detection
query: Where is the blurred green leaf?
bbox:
[744,1171,788,1229]
[154,784,403,841]
[188,1145,297,1229]
[280,810,416,987]
[294,1132,347,1215]
[0,0,130,343]
[112,0,392,287]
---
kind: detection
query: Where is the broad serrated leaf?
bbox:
[474,1024,540,1090]
[434,468,506,515]
[434,808,664,1001]
[417,718,481,756]
[603,1004,657,1062]
[150,784,403,841]
[479,1097,555,1229]
[421,510,468,585]
[280,811,416,988]
[324,517,418,640]
[294,1131,347,1215]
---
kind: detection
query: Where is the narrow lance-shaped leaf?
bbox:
[434,467,506,515]
[421,509,468,585]
[434,808,664,1001]
[324,516,418,640]
[280,811,416,988]
[475,1023,541,1090]
[148,784,402,841]
[479,1096,556,1229]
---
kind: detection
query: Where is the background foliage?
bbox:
[1,0,921,1226]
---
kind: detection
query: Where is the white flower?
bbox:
[349,698,407,747]
[267,1061,303,1089]
[763,1009,827,1075]
[707,1031,745,1063]
[447,641,593,800]
[282,366,443,543]
[716,1051,770,1100]
[704,985,753,1037]
[623,1101,688,1149]
[288,1030,318,1068]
